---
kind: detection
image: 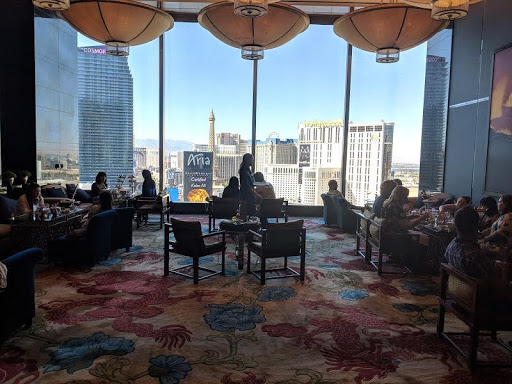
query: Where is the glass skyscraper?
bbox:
[78,46,133,183]
[419,29,452,192]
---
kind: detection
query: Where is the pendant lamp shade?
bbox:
[33,0,70,10]
[333,4,449,63]
[404,0,476,20]
[431,0,470,20]
[198,1,309,60]
[59,0,174,56]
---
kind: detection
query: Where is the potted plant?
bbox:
[4,171,16,186]
[18,170,32,185]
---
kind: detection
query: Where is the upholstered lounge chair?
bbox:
[164,218,226,284]
[50,210,116,266]
[247,220,306,285]
[437,263,512,370]
[0,248,41,342]
[111,207,135,252]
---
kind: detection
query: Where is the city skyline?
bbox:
[78,22,428,164]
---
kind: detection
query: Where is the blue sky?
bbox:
[78,22,430,163]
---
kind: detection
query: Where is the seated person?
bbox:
[325,179,343,199]
[393,178,403,186]
[381,186,430,264]
[253,172,276,199]
[14,183,44,217]
[481,194,512,261]
[446,206,512,310]
[91,172,108,197]
[142,169,157,197]
[445,206,497,279]
[439,195,471,216]
[477,196,500,232]
[222,176,239,200]
[372,180,397,217]
[69,191,113,238]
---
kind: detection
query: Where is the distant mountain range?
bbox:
[135,139,195,153]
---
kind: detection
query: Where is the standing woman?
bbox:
[238,153,261,216]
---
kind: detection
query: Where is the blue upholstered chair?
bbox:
[0,248,41,341]
[50,210,117,266]
[321,194,359,232]
[112,207,135,252]
[321,194,338,227]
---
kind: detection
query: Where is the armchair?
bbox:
[111,207,135,252]
[320,194,359,232]
[367,217,414,276]
[257,198,288,228]
[207,196,238,233]
[247,220,306,285]
[0,248,41,341]
[437,263,512,370]
[50,210,116,266]
[134,192,171,229]
[355,209,374,264]
[164,218,226,284]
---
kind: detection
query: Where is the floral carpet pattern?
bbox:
[1,215,512,383]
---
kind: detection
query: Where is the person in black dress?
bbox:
[222,176,239,200]
[238,153,261,216]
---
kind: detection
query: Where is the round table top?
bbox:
[219,219,261,233]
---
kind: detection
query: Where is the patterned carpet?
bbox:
[1,215,512,383]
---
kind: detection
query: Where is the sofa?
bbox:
[0,248,41,342]
[321,194,359,233]
[41,184,93,211]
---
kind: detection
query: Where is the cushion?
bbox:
[0,195,18,221]
[66,184,76,199]
[171,218,206,255]
[369,217,384,239]
[42,185,66,198]
[448,275,476,305]
[74,188,92,203]
[265,220,304,255]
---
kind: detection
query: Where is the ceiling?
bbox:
[35,0,482,25]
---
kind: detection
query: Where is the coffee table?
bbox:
[11,208,84,263]
[219,219,261,270]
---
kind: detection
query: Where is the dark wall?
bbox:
[0,0,37,181]
[444,0,512,202]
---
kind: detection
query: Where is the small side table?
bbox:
[219,219,261,270]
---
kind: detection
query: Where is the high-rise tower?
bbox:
[77,46,133,183]
[419,53,450,192]
[208,109,218,178]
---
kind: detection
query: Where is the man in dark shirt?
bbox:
[445,206,496,278]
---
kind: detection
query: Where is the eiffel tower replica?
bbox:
[208,109,224,196]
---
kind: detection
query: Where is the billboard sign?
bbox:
[183,151,213,202]
[299,144,311,167]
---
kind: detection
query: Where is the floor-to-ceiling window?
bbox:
[347,45,429,207]
[257,25,347,205]
[35,17,79,185]
[164,22,252,202]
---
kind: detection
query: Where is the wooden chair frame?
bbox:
[437,263,512,370]
[247,226,306,285]
[367,217,413,276]
[354,210,372,264]
[257,198,289,228]
[207,197,238,233]
[164,223,226,284]
[134,193,171,229]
